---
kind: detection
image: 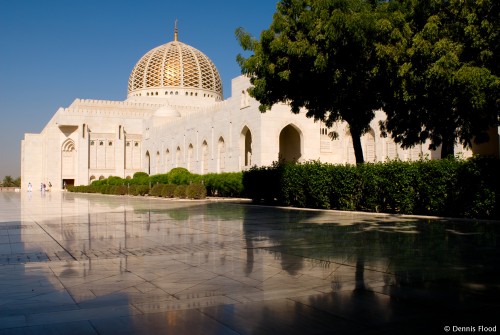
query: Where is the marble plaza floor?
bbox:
[0,191,499,335]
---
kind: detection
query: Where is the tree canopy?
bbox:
[237,0,499,162]
[237,0,391,164]
[1,176,21,187]
[379,0,500,158]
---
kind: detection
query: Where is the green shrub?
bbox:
[241,157,499,219]
[149,174,169,185]
[167,167,191,185]
[174,184,187,198]
[186,183,207,199]
[161,184,177,198]
[150,184,164,197]
[137,185,150,196]
[204,172,243,197]
[133,172,149,179]
[243,164,281,203]
[129,184,148,196]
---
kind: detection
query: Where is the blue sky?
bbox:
[0,0,277,179]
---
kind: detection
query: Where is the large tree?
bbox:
[236,0,391,164]
[379,0,500,158]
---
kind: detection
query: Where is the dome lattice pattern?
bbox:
[128,41,222,98]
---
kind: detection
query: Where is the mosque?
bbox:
[21,28,498,190]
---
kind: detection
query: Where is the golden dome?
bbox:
[127,39,223,100]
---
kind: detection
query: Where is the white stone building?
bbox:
[21,32,496,190]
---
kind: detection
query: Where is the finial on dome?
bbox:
[174,19,178,41]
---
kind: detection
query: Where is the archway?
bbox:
[165,149,170,171]
[156,151,160,174]
[240,126,252,167]
[279,124,301,163]
[187,144,194,171]
[217,137,225,173]
[176,147,181,167]
[201,141,208,174]
[61,139,76,188]
[145,151,151,175]
[363,129,376,163]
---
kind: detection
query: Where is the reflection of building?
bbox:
[21,28,496,190]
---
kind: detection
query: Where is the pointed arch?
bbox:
[217,137,226,173]
[61,139,76,185]
[279,124,302,163]
[145,151,151,175]
[240,126,252,168]
[176,146,181,167]
[156,151,160,174]
[201,140,209,174]
[363,129,376,163]
[187,143,194,171]
[165,149,170,171]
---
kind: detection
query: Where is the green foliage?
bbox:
[243,163,282,203]
[161,184,177,198]
[379,0,500,158]
[186,183,207,199]
[149,174,169,185]
[79,170,243,199]
[174,185,187,199]
[236,0,394,164]
[203,172,244,197]
[127,184,149,196]
[1,176,21,187]
[130,172,149,185]
[243,158,500,219]
[167,168,192,185]
[149,184,164,197]
[133,172,149,179]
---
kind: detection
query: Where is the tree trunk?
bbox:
[350,127,365,164]
[440,137,455,159]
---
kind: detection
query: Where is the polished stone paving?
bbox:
[0,191,499,334]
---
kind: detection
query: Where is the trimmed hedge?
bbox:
[243,157,500,219]
[161,184,177,198]
[186,183,207,199]
[174,185,187,199]
[68,169,244,199]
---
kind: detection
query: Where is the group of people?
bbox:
[27,182,51,192]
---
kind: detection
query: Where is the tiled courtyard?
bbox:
[0,191,499,334]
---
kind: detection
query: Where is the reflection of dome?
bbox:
[127,33,223,101]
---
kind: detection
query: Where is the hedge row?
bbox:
[243,157,500,219]
[69,183,207,199]
[68,168,243,199]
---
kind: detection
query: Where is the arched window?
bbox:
[61,139,76,183]
[145,151,151,175]
[187,144,194,171]
[240,126,252,167]
[165,149,170,171]
[201,141,208,174]
[217,137,225,173]
[176,147,181,167]
[156,151,160,174]
[363,129,376,162]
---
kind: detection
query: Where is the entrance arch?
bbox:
[279,124,302,163]
[61,139,76,188]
